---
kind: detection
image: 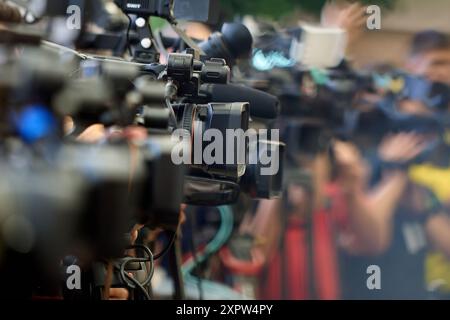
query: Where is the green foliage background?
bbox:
[220,0,396,18]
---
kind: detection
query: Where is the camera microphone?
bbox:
[199,23,253,66]
[200,83,280,119]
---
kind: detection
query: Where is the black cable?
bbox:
[116,231,176,300]
[126,14,133,57]
[122,268,151,300]
[148,17,156,48]
[165,97,179,129]
[189,211,204,300]
[154,230,177,260]
[117,244,154,300]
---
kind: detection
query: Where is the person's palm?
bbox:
[378,133,428,163]
[334,141,369,192]
[321,1,367,47]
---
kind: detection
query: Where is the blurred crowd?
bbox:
[57,2,450,300]
[217,2,450,300]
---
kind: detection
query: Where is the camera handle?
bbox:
[131,15,160,64]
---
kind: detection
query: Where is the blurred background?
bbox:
[220,0,450,67]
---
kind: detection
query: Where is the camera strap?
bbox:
[170,23,205,56]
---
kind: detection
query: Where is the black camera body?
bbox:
[166,52,231,98]
[114,0,216,22]
[114,0,173,19]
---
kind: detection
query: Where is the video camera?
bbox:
[133,50,284,205]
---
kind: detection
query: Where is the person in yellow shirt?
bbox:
[406,30,450,298]
[410,154,450,298]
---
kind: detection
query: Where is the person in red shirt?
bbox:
[252,133,427,300]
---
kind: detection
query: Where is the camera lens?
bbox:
[180,102,250,179]
[240,139,285,199]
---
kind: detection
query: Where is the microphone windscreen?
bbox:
[201,83,280,119]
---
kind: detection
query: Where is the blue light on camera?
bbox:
[15,105,57,143]
[252,49,296,71]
